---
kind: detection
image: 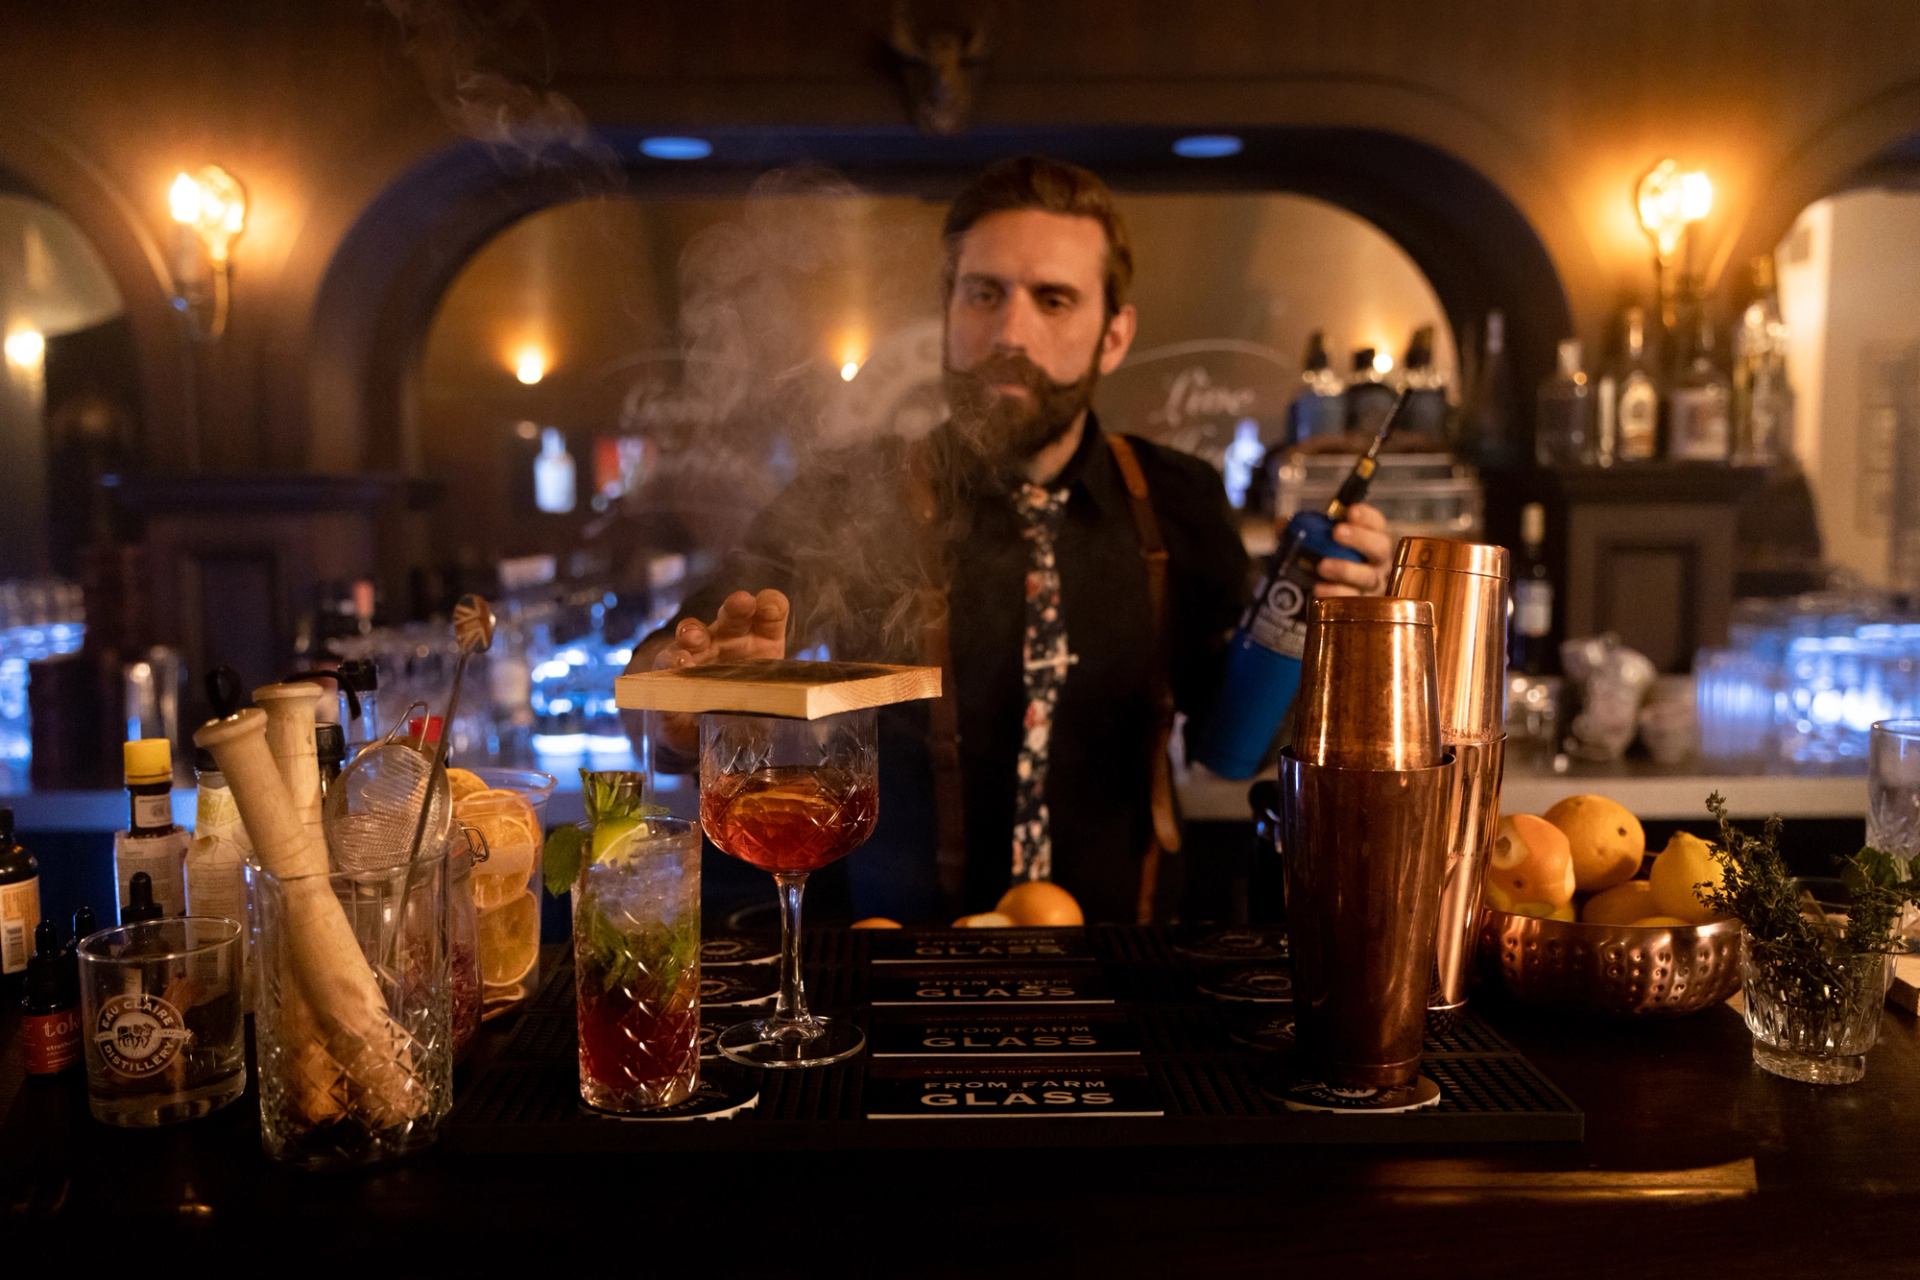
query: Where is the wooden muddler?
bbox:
[194,708,422,1125]
[252,682,325,847]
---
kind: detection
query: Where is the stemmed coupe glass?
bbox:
[699,708,878,1067]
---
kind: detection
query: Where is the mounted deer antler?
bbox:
[889,0,990,136]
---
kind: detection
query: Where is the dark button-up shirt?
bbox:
[672,413,1249,923]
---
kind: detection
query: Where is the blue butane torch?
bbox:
[1194,391,1407,779]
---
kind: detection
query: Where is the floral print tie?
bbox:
[1011,483,1072,883]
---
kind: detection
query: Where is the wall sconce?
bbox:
[1634,159,1713,336]
[168,165,247,340]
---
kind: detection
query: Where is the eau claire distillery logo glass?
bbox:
[94,992,192,1077]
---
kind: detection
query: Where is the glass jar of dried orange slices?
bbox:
[447,766,556,1017]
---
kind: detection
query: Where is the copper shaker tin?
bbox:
[1278,750,1454,1091]
[1387,537,1512,1027]
[1387,538,1511,741]
[1292,597,1441,772]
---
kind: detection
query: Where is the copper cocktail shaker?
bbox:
[1280,598,1452,1092]
[1387,537,1511,1029]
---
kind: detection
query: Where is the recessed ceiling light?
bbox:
[1172,134,1243,160]
[640,136,713,161]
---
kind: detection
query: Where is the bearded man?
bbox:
[632,156,1392,924]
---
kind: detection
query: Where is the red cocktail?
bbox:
[700,710,878,1068]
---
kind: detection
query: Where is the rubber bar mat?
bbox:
[444,926,1582,1152]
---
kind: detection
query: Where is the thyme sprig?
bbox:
[1699,791,1918,1000]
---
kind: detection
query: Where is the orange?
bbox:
[1487,814,1576,908]
[1544,794,1645,893]
[476,890,539,986]
[851,917,903,929]
[994,881,1085,927]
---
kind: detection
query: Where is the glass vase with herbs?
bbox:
[1700,793,1919,1084]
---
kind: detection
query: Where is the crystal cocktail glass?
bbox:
[699,709,877,1068]
[572,815,701,1111]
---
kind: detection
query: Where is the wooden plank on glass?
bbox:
[614,659,941,719]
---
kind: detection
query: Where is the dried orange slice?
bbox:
[477,890,539,986]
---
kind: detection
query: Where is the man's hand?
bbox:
[624,589,790,755]
[651,589,790,671]
[1313,502,1393,598]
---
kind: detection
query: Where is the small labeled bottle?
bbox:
[1285,330,1347,444]
[20,919,81,1075]
[122,872,163,924]
[1510,503,1556,677]
[0,807,40,994]
[63,904,96,1007]
[115,739,188,920]
[1535,340,1594,467]
[1611,307,1662,462]
[1345,347,1398,436]
[186,743,251,925]
[1668,303,1732,461]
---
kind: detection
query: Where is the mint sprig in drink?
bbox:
[551,773,699,1112]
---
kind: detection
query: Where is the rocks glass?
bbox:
[76,917,246,1126]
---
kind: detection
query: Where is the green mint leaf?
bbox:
[579,769,663,826]
[542,823,585,896]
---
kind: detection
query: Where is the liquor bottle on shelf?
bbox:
[1535,340,1594,468]
[1193,393,1406,779]
[114,738,187,921]
[1733,255,1795,464]
[1285,329,1347,445]
[1668,297,1732,461]
[1610,306,1662,463]
[1510,503,1555,676]
[1345,348,1398,437]
[1454,310,1514,467]
[1400,325,1450,439]
[0,808,39,995]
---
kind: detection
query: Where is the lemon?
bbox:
[477,890,540,986]
[1581,879,1655,926]
[1544,794,1645,893]
[1648,832,1727,924]
[1627,915,1695,928]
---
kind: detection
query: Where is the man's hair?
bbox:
[941,155,1134,319]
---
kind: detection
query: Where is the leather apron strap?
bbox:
[1104,433,1180,925]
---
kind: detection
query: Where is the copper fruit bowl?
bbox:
[1475,908,1744,1016]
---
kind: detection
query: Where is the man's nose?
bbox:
[990,291,1040,351]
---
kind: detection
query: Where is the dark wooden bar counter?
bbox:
[6,936,1920,1273]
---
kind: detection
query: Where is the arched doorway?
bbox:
[311,125,1572,485]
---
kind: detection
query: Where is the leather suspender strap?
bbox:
[1104,433,1181,925]
[904,440,969,914]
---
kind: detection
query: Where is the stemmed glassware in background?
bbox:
[699,709,878,1068]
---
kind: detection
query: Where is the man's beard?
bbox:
[942,346,1101,471]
